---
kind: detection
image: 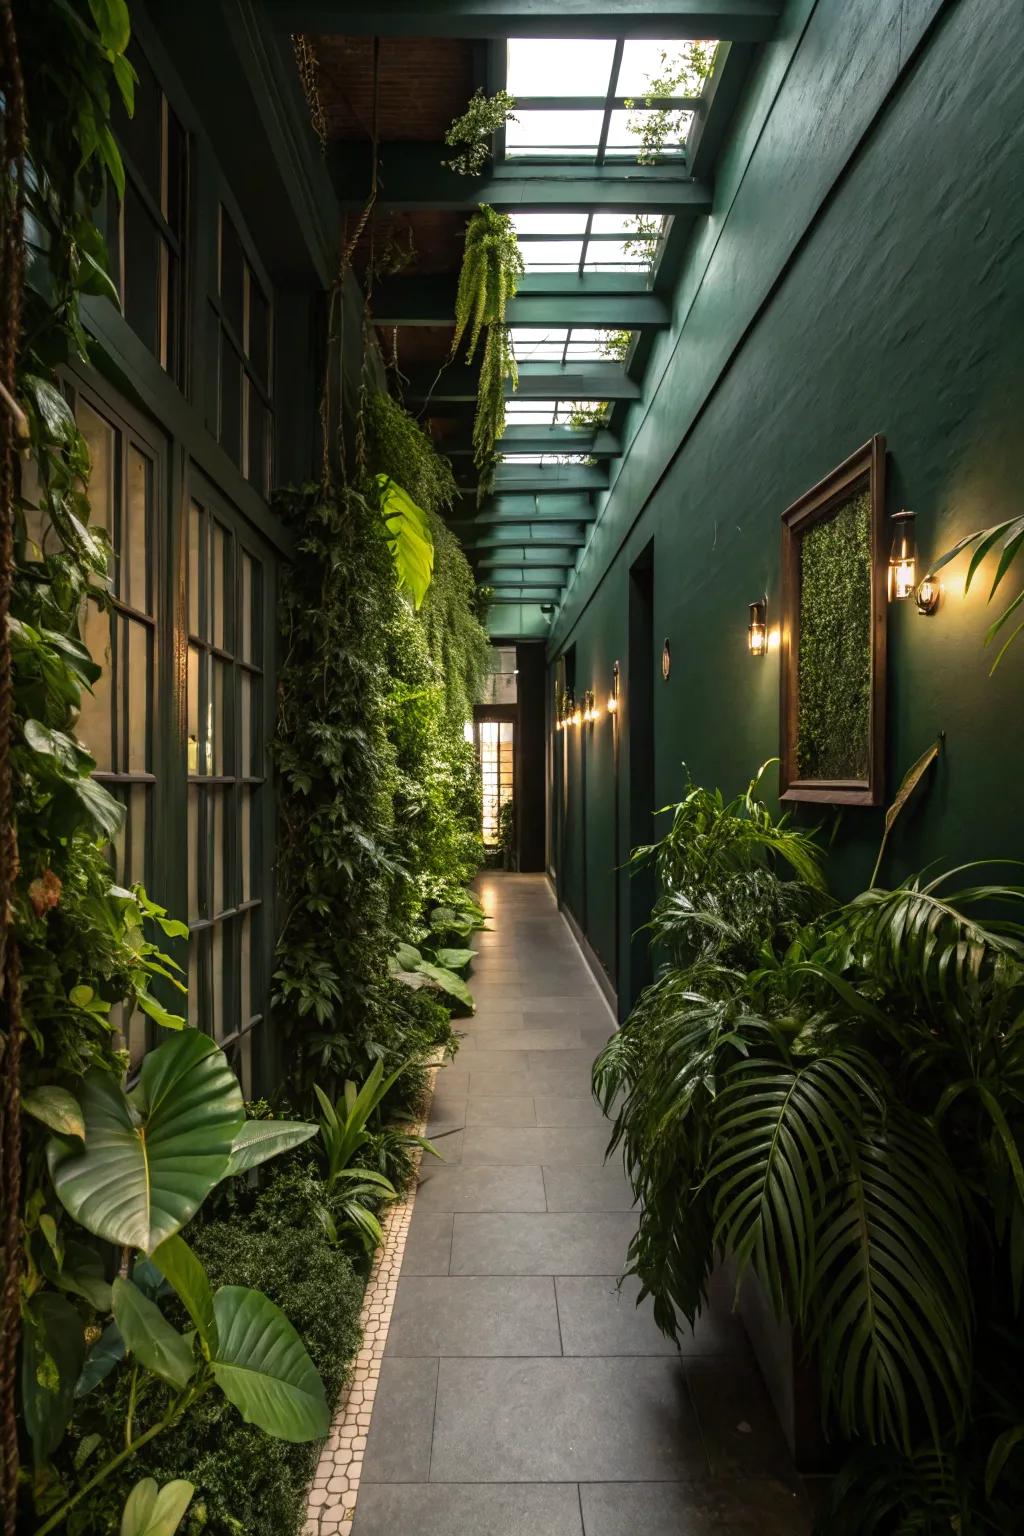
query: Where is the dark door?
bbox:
[624,541,656,1016]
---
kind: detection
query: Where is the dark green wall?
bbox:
[548,0,1024,1001]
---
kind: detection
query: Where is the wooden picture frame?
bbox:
[779,435,887,806]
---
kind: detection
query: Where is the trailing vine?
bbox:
[623,42,716,163]
[451,205,523,494]
[442,88,517,176]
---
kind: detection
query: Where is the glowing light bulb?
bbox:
[888,510,918,601]
[748,597,768,657]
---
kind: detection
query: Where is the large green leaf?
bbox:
[22,1085,84,1139]
[152,1235,218,1356]
[807,1111,972,1451]
[48,1030,244,1252]
[433,947,476,973]
[120,1477,195,1536]
[223,1118,318,1178]
[75,1321,124,1397]
[375,475,434,608]
[112,1278,195,1391]
[416,960,474,1011]
[21,1292,85,1465]
[210,1286,329,1442]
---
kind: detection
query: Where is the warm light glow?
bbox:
[916,574,940,614]
[889,509,918,601]
[748,597,768,657]
[573,707,583,728]
[607,695,618,713]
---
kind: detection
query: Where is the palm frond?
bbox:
[808,1109,972,1451]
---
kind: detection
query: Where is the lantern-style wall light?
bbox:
[582,689,598,725]
[748,596,768,656]
[888,509,918,601]
[572,700,583,729]
[608,659,620,714]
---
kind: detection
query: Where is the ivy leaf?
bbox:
[22,1086,84,1140]
[112,1277,196,1391]
[22,375,76,444]
[111,52,137,115]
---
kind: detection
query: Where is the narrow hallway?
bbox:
[352,875,809,1534]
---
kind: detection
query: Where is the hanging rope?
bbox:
[291,32,327,154]
[0,0,26,1526]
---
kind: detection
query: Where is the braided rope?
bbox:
[0,1,25,1527]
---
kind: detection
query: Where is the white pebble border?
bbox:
[302,1055,444,1536]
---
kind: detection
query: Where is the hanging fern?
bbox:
[451,204,523,482]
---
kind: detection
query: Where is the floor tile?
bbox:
[466,1094,538,1126]
[542,1166,637,1213]
[385,1276,561,1357]
[460,1125,612,1167]
[463,1027,596,1052]
[401,1210,453,1276]
[685,1358,796,1479]
[451,1212,636,1275]
[578,1480,812,1535]
[430,1357,707,1482]
[534,1094,609,1127]
[555,1275,680,1357]
[361,1357,438,1483]
[352,1482,583,1536]
[416,1164,547,1213]
[469,1068,534,1094]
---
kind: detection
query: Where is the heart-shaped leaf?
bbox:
[48,1031,244,1253]
[417,961,474,1011]
[223,1119,318,1179]
[433,947,476,973]
[75,1321,124,1397]
[49,1239,112,1312]
[120,1477,195,1536]
[211,1286,329,1442]
[112,1278,195,1391]
[151,1235,217,1355]
[22,1085,84,1139]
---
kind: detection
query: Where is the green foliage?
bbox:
[796,492,872,779]
[451,205,524,477]
[595,764,1024,1531]
[622,42,717,162]
[929,512,1024,670]
[119,1478,194,1536]
[362,391,458,516]
[375,475,434,609]
[443,88,517,176]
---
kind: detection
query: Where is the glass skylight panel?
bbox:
[505,109,605,158]
[510,327,567,362]
[583,240,647,271]
[605,107,690,157]
[506,38,616,97]
[615,38,716,96]
[500,453,592,466]
[590,212,648,235]
[553,400,608,425]
[511,213,588,236]
[517,239,584,272]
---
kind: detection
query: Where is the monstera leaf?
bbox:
[375,475,434,608]
[48,1030,244,1253]
[223,1118,318,1178]
[210,1286,329,1442]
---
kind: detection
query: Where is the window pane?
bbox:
[188,936,201,1026]
[188,785,199,920]
[240,912,252,1031]
[77,598,112,771]
[212,523,228,651]
[240,787,253,902]
[188,503,203,636]
[187,644,203,773]
[240,553,254,664]
[249,284,270,389]
[118,43,161,191]
[219,341,243,473]
[211,922,225,1039]
[220,210,245,337]
[211,788,226,916]
[518,239,584,271]
[126,618,149,773]
[123,185,161,357]
[78,403,115,536]
[506,38,616,96]
[210,658,227,775]
[505,110,605,157]
[125,447,150,612]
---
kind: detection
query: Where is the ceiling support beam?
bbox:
[334,146,712,216]
[444,427,622,458]
[371,277,670,332]
[264,2,781,41]
[409,362,640,404]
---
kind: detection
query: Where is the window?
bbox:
[504,398,610,429]
[510,327,633,363]
[478,720,514,846]
[510,212,667,275]
[186,496,269,1086]
[214,208,274,497]
[110,42,188,381]
[481,647,518,706]
[73,391,160,1062]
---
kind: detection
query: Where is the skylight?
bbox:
[504,37,717,162]
[510,327,633,363]
[510,212,668,274]
[505,399,609,428]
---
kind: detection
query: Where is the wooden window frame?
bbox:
[213,205,274,495]
[778,435,887,807]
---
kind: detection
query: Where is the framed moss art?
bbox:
[779,436,887,805]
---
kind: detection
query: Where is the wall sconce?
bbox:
[582,689,598,725]
[915,573,940,615]
[572,702,583,729]
[888,509,918,601]
[608,659,620,714]
[748,596,768,657]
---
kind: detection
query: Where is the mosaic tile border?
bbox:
[302,1055,443,1536]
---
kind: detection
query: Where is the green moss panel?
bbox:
[796,493,871,782]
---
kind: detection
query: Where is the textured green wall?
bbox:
[549,0,1024,997]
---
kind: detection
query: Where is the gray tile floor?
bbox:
[352,874,811,1535]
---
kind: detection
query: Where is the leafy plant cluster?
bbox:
[442,88,517,177]
[451,204,524,492]
[796,492,872,780]
[595,764,1024,1532]
[623,42,717,163]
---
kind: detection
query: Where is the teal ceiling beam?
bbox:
[489,464,609,492]
[478,566,577,581]
[445,428,622,457]
[467,535,586,552]
[334,147,711,216]
[264,2,781,41]
[371,277,670,331]
[453,522,588,542]
[409,362,640,403]
[454,494,598,521]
